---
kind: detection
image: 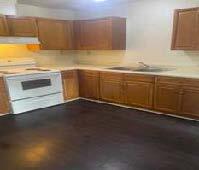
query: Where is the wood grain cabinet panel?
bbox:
[0,15,9,36]
[37,18,73,50]
[154,84,182,114]
[171,8,199,50]
[100,72,124,103]
[74,17,126,50]
[61,70,79,100]
[0,77,10,114]
[181,88,199,117]
[79,70,100,99]
[125,81,154,109]
[124,74,155,109]
[6,16,38,37]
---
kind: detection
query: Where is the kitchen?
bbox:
[0,0,199,169]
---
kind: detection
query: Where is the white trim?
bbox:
[79,97,199,122]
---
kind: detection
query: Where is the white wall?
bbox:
[0,45,76,67]
[16,4,75,20]
[75,0,199,67]
[0,0,16,15]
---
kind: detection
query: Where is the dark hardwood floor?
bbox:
[0,99,199,170]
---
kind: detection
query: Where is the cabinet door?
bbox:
[0,15,9,36]
[75,18,112,50]
[181,88,199,118]
[37,19,73,50]
[61,70,79,100]
[125,81,154,109]
[171,8,199,50]
[100,72,124,103]
[154,84,182,114]
[79,70,99,99]
[7,16,38,37]
[0,77,10,114]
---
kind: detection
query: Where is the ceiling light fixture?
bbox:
[94,0,106,2]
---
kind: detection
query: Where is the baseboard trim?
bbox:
[79,97,198,122]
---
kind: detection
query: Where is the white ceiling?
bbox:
[17,0,131,10]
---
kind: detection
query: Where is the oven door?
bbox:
[6,72,63,101]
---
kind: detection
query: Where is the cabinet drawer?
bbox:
[156,76,183,85]
[61,70,77,78]
[100,72,123,81]
[124,73,155,83]
[78,70,99,77]
[183,78,199,88]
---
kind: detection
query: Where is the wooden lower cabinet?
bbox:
[61,70,79,100]
[63,70,199,119]
[154,84,182,114]
[100,72,124,103]
[154,77,199,119]
[125,81,154,109]
[79,70,100,99]
[181,88,199,118]
[0,77,10,114]
[124,74,154,109]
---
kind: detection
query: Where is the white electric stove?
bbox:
[0,59,64,114]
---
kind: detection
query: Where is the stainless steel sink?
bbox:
[132,67,173,72]
[107,67,132,71]
[107,66,174,73]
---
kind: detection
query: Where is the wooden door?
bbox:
[125,81,154,109]
[171,8,199,50]
[37,19,73,50]
[0,77,10,114]
[0,15,9,36]
[79,70,100,99]
[154,84,182,114]
[61,70,79,100]
[74,18,112,50]
[181,88,199,118]
[7,16,38,37]
[100,72,124,103]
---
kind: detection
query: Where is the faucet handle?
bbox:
[138,62,150,68]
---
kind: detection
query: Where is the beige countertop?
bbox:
[0,65,199,79]
[48,65,199,79]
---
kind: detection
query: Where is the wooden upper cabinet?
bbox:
[0,77,10,114]
[6,16,38,37]
[171,8,199,50]
[37,18,73,50]
[0,15,9,36]
[74,17,126,50]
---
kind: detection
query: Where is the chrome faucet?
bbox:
[138,62,150,68]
